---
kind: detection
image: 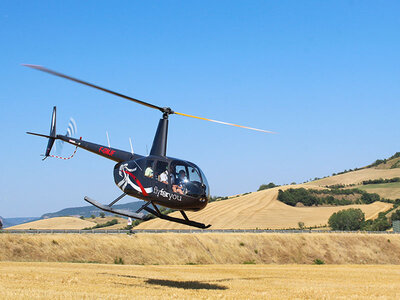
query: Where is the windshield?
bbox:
[171,161,207,197]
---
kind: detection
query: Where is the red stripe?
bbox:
[123,170,148,196]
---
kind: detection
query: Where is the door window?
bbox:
[144,160,154,178]
[155,161,169,184]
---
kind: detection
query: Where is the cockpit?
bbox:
[138,157,210,198]
[169,161,207,198]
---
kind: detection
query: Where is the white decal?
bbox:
[153,186,182,201]
[117,163,153,194]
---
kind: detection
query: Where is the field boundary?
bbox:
[1,229,399,234]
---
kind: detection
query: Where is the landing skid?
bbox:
[84,196,145,219]
[84,196,211,229]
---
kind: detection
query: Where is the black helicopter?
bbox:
[25,64,274,229]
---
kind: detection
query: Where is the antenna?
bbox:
[106,131,111,148]
[129,137,134,154]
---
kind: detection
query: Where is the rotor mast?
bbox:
[150,107,173,157]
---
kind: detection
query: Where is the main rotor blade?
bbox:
[22,64,163,112]
[174,111,276,133]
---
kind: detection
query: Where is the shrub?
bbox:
[313,259,325,265]
[298,222,305,230]
[100,212,105,218]
[114,257,124,265]
[328,208,365,231]
[86,219,119,230]
[258,182,279,191]
[90,214,95,219]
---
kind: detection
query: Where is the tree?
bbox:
[90,214,96,219]
[298,222,305,230]
[391,210,400,222]
[100,212,105,218]
[328,208,365,231]
[258,182,278,191]
[80,216,84,220]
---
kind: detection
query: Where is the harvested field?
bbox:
[137,188,392,229]
[306,168,400,187]
[6,217,96,230]
[1,262,399,299]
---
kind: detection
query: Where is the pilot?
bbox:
[173,170,187,194]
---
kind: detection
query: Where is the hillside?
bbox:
[305,168,400,187]
[0,217,39,228]
[136,187,392,229]
[138,155,400,230]
[6,217,96,230]
[41,201,146,219]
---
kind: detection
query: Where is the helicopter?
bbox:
[25,64,274,229]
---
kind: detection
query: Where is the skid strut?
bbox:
[84,196,211,229]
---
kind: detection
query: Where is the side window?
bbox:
[155,161,169,184]
[171,163,188,195]
[188,166,201,183]
[144,160,154,179]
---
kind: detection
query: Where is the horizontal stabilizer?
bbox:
[84,196,145,219]
[26,132,53,139]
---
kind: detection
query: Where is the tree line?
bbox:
[362,177,400,185]
[277,188,384,207]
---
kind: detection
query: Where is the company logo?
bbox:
[99,147,116,156]
[153,186,182,202]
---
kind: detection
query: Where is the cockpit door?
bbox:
[154,160,171,189]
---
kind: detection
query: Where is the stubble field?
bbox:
[1,262,399,299]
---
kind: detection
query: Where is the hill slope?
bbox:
[41,201,146,219]
[138,155,400,229]
[305,168,400,187]
[7,217,96,230]
[136,187,392,229]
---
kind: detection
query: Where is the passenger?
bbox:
[144,166,153,178]
[159,168,169,184]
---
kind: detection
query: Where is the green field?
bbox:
[354,182,400,199]
[358,182,400,190]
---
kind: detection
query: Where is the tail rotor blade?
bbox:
[174,111,276,134]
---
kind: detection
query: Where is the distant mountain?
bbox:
[41,201,147,219]
[1,217,39,228]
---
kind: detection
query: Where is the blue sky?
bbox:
[1,1,399,217]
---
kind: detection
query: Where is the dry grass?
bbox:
[1,233,400,265]
[6,217,96,230]
[1,262,399,299]
[137,188,392,229]
[86,216,129,230]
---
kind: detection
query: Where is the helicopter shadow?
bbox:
[101,273,228,290]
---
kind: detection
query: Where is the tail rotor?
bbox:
[56,117,77,154]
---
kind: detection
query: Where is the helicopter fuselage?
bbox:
[113,156,210,211]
